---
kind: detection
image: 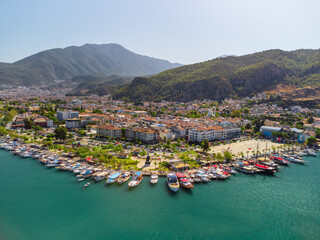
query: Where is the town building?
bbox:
[125,127,159,144]
[57,110,79,121]
[97,124,121,139]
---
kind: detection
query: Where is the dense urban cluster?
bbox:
[0,88,319,175]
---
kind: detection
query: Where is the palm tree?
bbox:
[246,150,249,160]
[154,161,158,170]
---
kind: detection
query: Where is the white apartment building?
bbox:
[57,110,79,121]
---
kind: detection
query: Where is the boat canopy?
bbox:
[135,172,142,176]
[109,172,120,178]
[176,173,186,178]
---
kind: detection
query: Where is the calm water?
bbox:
[0,150,319,240]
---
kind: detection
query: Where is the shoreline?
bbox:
[0,135,314,185]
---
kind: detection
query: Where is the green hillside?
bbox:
[0,44,181,86]
[113,49,320,102]
[66,75,133,96]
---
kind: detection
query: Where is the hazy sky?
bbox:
[1,0,319,64]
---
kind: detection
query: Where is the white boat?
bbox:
[150,172,158,184]
[305,149,317,156]
[117,172,131,184]
[234,162,256,174]
[84,182,90,188]
[128,172,143,188]
[78,178,85,182]
[106,172,121,184]
[283,155,305,164]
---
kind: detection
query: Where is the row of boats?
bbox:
[234,150,314,174]
[0,138,316,192]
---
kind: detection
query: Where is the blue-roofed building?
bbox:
[260,126,283,138]
[260,126,308,143]
[290,128,308,143]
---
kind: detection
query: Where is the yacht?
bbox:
[150,171,158,184]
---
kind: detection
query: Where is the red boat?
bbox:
[255,163,276,174]
[176,173,194,189]
[270,156,289,166]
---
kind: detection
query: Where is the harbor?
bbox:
[0,136,317,192]
[0,147,319,239]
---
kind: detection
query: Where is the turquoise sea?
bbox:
[0,149,319,240]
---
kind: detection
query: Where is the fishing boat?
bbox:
[195,172,210,182]
[254,163,276,175]
[234,162,256,174]
[150,171,158,184]
[166,173,180,192]
[128,172,143,188]
[106,172,121,184]
[210,169,229,180]
[176,173,193,189]
[83,182,90,188]
[118,172,131,184]
[94,172,107,182]
[81,169,94,178]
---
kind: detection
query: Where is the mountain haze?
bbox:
[0,44,181,86]
[114,49,320,102]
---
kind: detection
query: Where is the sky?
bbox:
[0,0,320,64]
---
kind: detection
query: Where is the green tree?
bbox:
[0,127,8,136]
[54,127,68,140]
[223,151,232,162]
[253,117,265,133]
[92,109,102,114]
[307,117,314,124]
[78,130,87,136]
[216,152,223,162]
[306,136,317,146]
[24,118,34,129]
[121,128,126,138]
[201,139,210,154]
[315,128,320,139]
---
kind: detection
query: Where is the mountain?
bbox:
[0,44,181,86]
[65,75,134,96]
[113,49,320,102]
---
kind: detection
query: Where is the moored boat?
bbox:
[117,172,131,184]
[106,172,121,184]
[254,163,276,175]
[176,173,193,189]
[235,162,256,174]
[150,171,158,184]
[166,173,180,192]
[270,156,289,166]
[128,172,143,188]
